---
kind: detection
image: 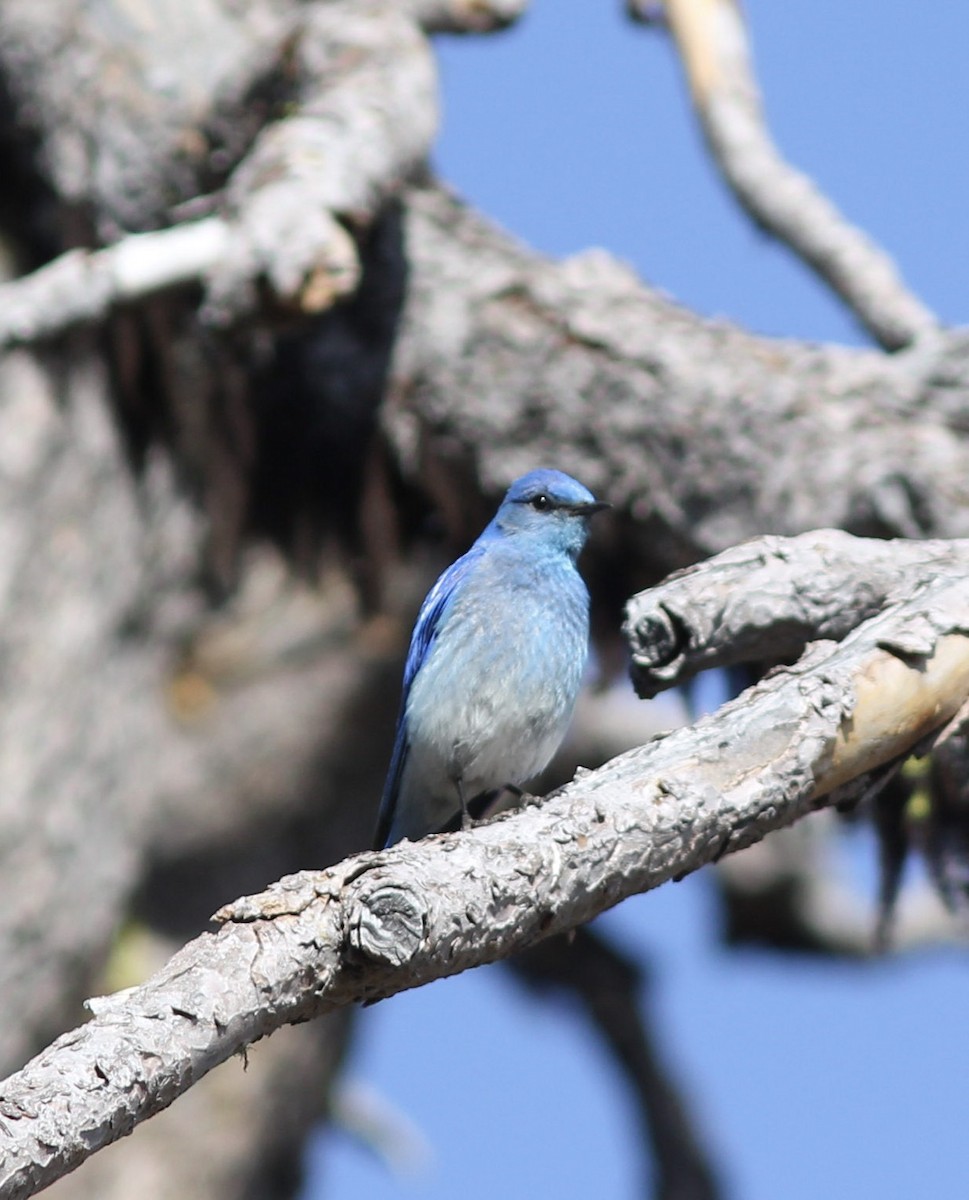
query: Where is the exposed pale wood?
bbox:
[0,569,965,1199]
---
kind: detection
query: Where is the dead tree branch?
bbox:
[2,179,969,580]
[392,184,969,570]
[0,220,230,350]
[0,563,966,1198]
[635,0,937,349]
[514,929,722,1200]
[201,4,437,324]
[0,1,438,328]
[623,529,969,696]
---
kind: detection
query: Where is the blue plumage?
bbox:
[374,468,607,848]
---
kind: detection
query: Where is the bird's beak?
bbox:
[570,500,611,516]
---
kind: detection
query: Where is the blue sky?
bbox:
[306,3,969,1198]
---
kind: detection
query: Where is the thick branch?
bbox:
[3,183,969,579]
[0,571,967,1198]
[0,2,438,326]
[392,184,969,569]
[3,4,968,578]
[644,0,936,349]
[202,3,438,323]
[623,529,969,696]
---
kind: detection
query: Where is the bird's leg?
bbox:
[451,782,524,831]
[468,784,527,823]
[455,777,472,831]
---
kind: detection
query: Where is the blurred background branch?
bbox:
[0,1,965,1198]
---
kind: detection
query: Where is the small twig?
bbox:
[0,219,230,352]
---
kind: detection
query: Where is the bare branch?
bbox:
[202,3,438,324]
[405,0,529,33]
[394,184,969,569]
[0,220,230,351]
[3,181,969,583]
[641,0,936,349]
[623,529,969,696]
[0,2,438,336]
[0,568,967,1198]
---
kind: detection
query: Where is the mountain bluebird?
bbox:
[374,468,607,848]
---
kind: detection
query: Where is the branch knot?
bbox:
[348,882,427,966]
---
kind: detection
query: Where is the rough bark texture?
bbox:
[0,547,966,1198]
[622,529,969,695]
[391,184,969,573]
[0,1,966,1198]
[7,181,969,577]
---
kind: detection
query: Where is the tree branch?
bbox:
[623,529,969,696]
[3,178,969,582]
[202,3,438,324]
[392,183,969,570]
[0,220,230,351]
[514,929,723,1200]
[0,2,438,331]
[0,564,967,1198]
[635,0,937,349]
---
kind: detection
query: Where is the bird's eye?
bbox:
[531,493,551,511]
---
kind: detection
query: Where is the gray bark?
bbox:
[622,529,969,695]
[6,183,969,574]
[0,2,966,1198]
[0,545,966,1198]
[392,184,969,570]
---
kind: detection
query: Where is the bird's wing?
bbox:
[373,543,487,849]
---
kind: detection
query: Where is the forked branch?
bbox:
[0,553,966,1198]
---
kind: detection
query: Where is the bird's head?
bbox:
[489,468,609,558]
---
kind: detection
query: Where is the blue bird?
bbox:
[374,468,608,848]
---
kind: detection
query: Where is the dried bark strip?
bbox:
[0,572,966,1199]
